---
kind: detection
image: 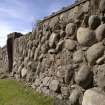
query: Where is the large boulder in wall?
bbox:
[95,24,105,41]
[77,27,96,46]
[82,87,105,105]
[86,42,105,65]
[75,64,93,89]
[88,15,101,30]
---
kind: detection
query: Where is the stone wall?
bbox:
[0,46,8,73]
[1,0,105,105]
[12,32,36,80]
[12,0,91,81]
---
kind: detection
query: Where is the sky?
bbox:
[0,0,74,47]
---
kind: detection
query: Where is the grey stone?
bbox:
[36,86,42,94]
[86,42,105,65]
[49,17,59,29]
[49,79,60,92]
[93,64,105,88]
[34,78,41,87]
[26,71,34,82]
[28,49,31,58]
[30,50,34,59]
[31,84,36,89]
[82,87,105,105]
[27,61,32,68]
[41,36,46,44]
[56,94,63,100]
[41,41,49,54]
[96,56,105,64]
[88,15,101,30]
[19,46,23,54]
[99,0,105,14]
[49,33,58,48]
[18,64,23,73]
[69,88,83,105]
[75,64,93,89]
[56,66,65,78]
[13,61,16,67]
[39,54,44,61]
[34,44,41,61]
[77,27,96,46]
[95,24,105,41]
[24,57,29,66]
[23,49,27,57]
[21,68,28,78]
[15,74,20,80]
[41,87,50,96]
[27,40,32,49]
[60,12,68,23]
[64,65,74,84]
[56,40,64,52]
[35,62,42,76]
[61,86,70,98]
[42,77,51,87]
[73,50,84,63]
[66,23,76,37]
[64,39,76,51]
[97,74,105,89]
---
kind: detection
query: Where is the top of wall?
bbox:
[40,0,90,23]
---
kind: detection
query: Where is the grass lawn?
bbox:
[0,79,53,105]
